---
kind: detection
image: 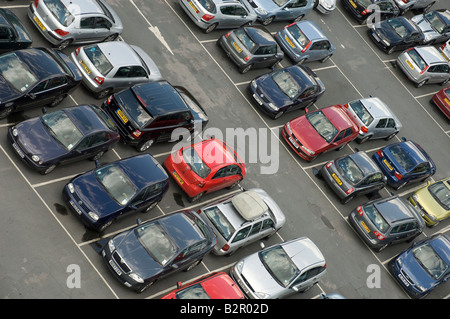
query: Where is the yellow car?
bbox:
[409,177,450,227]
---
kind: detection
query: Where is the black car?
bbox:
[63,154,169,232]
[217,25,284,74]
[102,80,208,152]
[101,210,216,292]
[342,0,400,24]
[348,195,425,252]
[0,47,82,119]
[7,104,120,174]
[368,16,425,54]
[248,65,325,119]
[0,8,32,51]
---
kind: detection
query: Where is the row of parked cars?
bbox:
[0,0,448,299]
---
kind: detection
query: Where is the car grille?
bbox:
[255,87,271,103]
[70,192,91,213]
[112,251,131,274]
[399,269,412,286]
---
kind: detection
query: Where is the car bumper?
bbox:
[348,210,383,250]
[341,0,364,21]
[431,93,450,120]
[396,57,422,85]
[163,154,202,199]
[27,3,64,46]
[367,30,391,53]
[281,125,316,161]
[371,152,400,189]
[274,33,301,62]
[247,82,281,119]
[70,52,102,93]
[217,35,246,70]
[388,258,429,299]
[319,164,348,200]
[7,129,49,173]
[177,0,212,30]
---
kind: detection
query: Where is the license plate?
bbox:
[349,0,357,8]
[12,143,25,158]
[116,109,128,124]
[34,16,45,31]
[398,273,410,286]
[371,32,380,42]
[232,41,242,53]
[360,221,370,233]
[109,259,122,276]
[252,94,263,105]
[79,60,91,74]
[332,173,342,185]
[445,97,450,106]
[172,171,184,184]
[288,136,299,149]
[406,60,414,69]
[285,36,295,48]
[383,159,393,171]
[69,200,82,215]
[188,0,199,13]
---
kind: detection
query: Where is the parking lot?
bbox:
[0,0,449,300]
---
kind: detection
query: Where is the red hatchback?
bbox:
[161,272,245,299]
[281,105,360,161]
[164,138,246,202]
[431,87,450,121]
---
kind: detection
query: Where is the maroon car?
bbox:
[431,87,450,121]
[281,105,360,161]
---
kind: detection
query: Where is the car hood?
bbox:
[290,116,329,152]
[399,250,436,291]
[414,187,449,221]
[375,21,402,43]
[0,76,21,103]
[410,15,438,42]
[256,74,292,108]
[15,117,66,161]
[248,0,279,12]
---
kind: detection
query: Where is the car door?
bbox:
[129,183,163,212]
[252,44,278,68]
[427,64,450,84]
[289,265,326,296]
[388,221,420,244]
[208,164,243,192]
[219,4,250,28]
[372,118,394,138]
[308,40,331,61]
[401,32,420,50]
[358,172,385,195]
[170,240,209,272]
[16,77,63,111]
[281,0,309,20]
[0,25,15,50]
[408,162,431,182]
[65,132,110,164]
[295,86,318,110]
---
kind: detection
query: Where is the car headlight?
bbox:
[88,211,99,221]
[234,261,244,274]
[108,239,115,252]
[286,122,293,134]
[255,291,270,299]
[12,127,18,136]
[267,102,279,111]
[251,80,257,89]
[381,39,390,46]
[31,155,40,162]
[301,145,315,155]
[255,8,267,15]
[67,183,75,194]
[129,273,144,283]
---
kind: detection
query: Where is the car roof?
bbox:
[295,20,329,41]
[117,154,168,189]
[62,0,104,15]
[359,97,396,118]
[95,41,143,67]
[193,138,240,169]
[347,151,382,176]
[375,196,417,223]
[322,105,359,131]
[283,237,325,271]
[243,25,276,46]
[15,48,65,79]
[414,46,448,64]
[65,104,111,134]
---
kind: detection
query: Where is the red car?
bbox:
[164,138,246,202]
[281,105,360,161]
[161,272,245,299]
[431,87,450,121]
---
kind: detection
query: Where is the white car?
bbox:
[315,0,336,14]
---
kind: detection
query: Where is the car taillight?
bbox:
[196,209,202,215]
[301,41,312,53]
[244,56,250,61]
[377,150,384,157]
[202,14,214,21]
[94,76,104,85]
[441,42,447,50]
[225,32,231,38]
[345,187,354,195]
[356,206,363,216]
[361,126,368,133]
[105,95,113,105]
[325,162,333,169]
[54,29,69,36]
[374,231,385,240]
[402,0,409,3]
[362,9,371,15]
[74,47,81,55]
[34,0,39,7]
[343,103,349,108]
[222,244,230,252]
[394,171,403,180]
[284,22,296,29]
[420,65,429,74]
[132,130,142,138]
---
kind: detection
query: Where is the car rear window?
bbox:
[43,0,75,26]
[388,144,416,172]
[197,0,216,13]
[203,206,234,241]
[337,156,364,184]
[364,204,389,233]
[234,28,256,52]
[182,146,211,178]
[83,45,113,75]
[116,89,153,128]
[348,100,374,126]
[407,49,427,72]
[286,24,310,48]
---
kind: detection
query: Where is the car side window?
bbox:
[213,164,242,179]
[232,225,251,243]
[390,221,417,234]
[261,218,274,231]
[0,26,13,40]
[131,66,147,77]
[89,132,109,147]
[95,17,112,29]
[343,127,353,138]
[376,118,387,128]
[299,86,318,98]
[75,136,91,150]
[289,0,308,8]
[80,17,96,29]
[220,5,243,16]
[310,40,330,51]
[386,118,396,128]
[254,45,277,55]
[31,79,51,94]
[294,266,325,285]
[115,67,132,78]
[49,76,68,89]
[333,130,346,143]
[248,221,262,237]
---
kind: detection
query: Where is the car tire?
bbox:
[138,281,154,293]
[48,93,67,107]
[375,243,389,252]
[57,39,72,50]
[239,64,253,74]
[387,46,396,54]
[293,14,304,22]
[41,164,57,175]
[144,201,159,213]
[395,181,407,190]
[184,259,201,272]
[341,194,355,204]
[104,33,119,42]
[226,178,242,189]
[440,77,449,86]
[204,23,218,34]
[356,135,371,144]
[423,2,435,12]
[189,191,205,203]
[416,79,427,88]
[90,150,105,161]
[384,132,398,141]
[273,110,285,119]
[94,88,113,100]
[320,55,332,63]
[0,106,13,119]
[262,16,275,26]
[136,139,155,152]
[98,219,113,232]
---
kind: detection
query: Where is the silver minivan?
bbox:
[397,46,450,87]
[198,188,286,256]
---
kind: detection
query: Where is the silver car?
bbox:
[345,97,402,143]
[198,188,286,256]
[392,0,435,14]
[411,10,450,45]
[27,0,123,50]
[231,237,326,299]
[178,0,257,33]
[71,41,162,99]
[248,0,315,26]
[397,45,450,87]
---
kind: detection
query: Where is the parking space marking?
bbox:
[414,91,439,99]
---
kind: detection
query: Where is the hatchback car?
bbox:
[247,0,315,26]
[315,0,336,14]
[431,86,450,121]
[198,188,286,255]
[63,154,169,232]
[7,104,120,175]
[102,210,216,293]
[274,20,335,64]
[409,177,450,227]
[372,139,436,190]
[161,271,245,299]
[344,96,402,143]
[248,65,325,119]
[411,10,450,45]
[348,195,425,252]
[342,0,400,24]
[281,104,360,161]
[439,39,450,59]
[389,234,450,298]
[397,46,450,87]
[71,41,162,99]
[368,16,425,54]
[0,8,32,51]
[231,237,326,299]
[164,138,246,202]
[178,0,257,33]
[27,0,123,50]
[392,0,435,14]
[0,48,82,119]
[216,25,284,74]
[102,80,209,152]
[319,151,387,204]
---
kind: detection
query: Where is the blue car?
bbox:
[372,139,436,190]
[248,0,315,26]
[63,154,169,232]
[389,234,450,298]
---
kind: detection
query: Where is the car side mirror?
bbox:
[95,160,100,167]
[136,218,142,225]
[427,180,431,186]
[177,281,182,289]
[41,107,47,114]
[260,242,265,250]
[28,92,36,100]
[401,137,406,142]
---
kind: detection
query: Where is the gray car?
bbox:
[411,10,450,45]
[397,45,450,87]
[392,0,435,14]
[230,237,326,299]
[319,151,387,204]
[71,41,162,99]
[27,0,123,50]
[345,97,402,143]
[198,188,286,256]
[275,20,335,64]
[178,0,257,33]
[247,0,315,26]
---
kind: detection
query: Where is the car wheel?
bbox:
[262,16,275,26]
[387,46,396,54]
[136,139,155,152]
[98,219,113,232]
[293,14,304,22]
[41,164,57,175]
[57,39,72,50]
[416,79,427,88]
[341,194,355,204]
[0,106,13,119]
[104,33,119,42]
[335,143,346,151]
[395,181,407,190]
[440,77,449,86]
[226,178,242,189]
[138,281,154,293]
[90,150,105,161]
[356,135,371,144]
[320,54,332,63]
[184,259,201,272]
[189,191,205,203]
[48,94,67,107]
[423,2,435,12]
[384,132,398,141]
[204,23,218,34]
[94,88,113,100]
[144,201,159,213]
[239,64,253,74]
[375,243,389,252]
[273,110,285,119]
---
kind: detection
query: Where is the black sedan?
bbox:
[7,104,120,174]
[63,154,169,232]
[217,25,284,74]
[248,65,325,119]
[368,16,425,54]
[0,8,32,51]
[342,0,400,24]
[101,210,216,293]
[0,47,82,119]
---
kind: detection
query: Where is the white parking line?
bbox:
[414,91,439,99]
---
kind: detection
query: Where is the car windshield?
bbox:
[135,222,178,266]
[388,144,416,171]
[203,206,234,241]
[0,52,38,92]
[408,49,427,72]
[387,18,409,38]
[44,0,75,26]
[364,204,389,233]
[306,110,338,143]
[41,110,83,151]
[337,156,364,184]
[412,243,449,280]
[176,283,210,299]
[234,28,256,52]
[259,245,300,288]
[83,45,114,75]
[428,181,450,211]
[272,69,301,99]
[182,147,211,179]
[273,0,289,6]
[95,164,137,206]
[424,11,446,34]
[348,100,374,126]
[286,24,310,48]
